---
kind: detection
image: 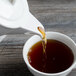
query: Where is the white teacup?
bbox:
[23,32,76,76]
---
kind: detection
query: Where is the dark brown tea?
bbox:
[27,39,74,73]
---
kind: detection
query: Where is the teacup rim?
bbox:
[23,31,76,76]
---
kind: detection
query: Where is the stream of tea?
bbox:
[37,27,47,72]
[37,27,47,53]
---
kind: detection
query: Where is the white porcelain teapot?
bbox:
[0,0,44,36]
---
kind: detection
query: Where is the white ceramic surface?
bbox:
[0,0,44,36]
[23,32,76,76]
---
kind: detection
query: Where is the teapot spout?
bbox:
[20,12,44,36]
[0,12,44,37]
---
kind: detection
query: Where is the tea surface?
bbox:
[28,39,74,73]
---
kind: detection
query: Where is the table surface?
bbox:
[0,0,76,76]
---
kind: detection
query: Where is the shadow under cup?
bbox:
[23,32,76,76]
